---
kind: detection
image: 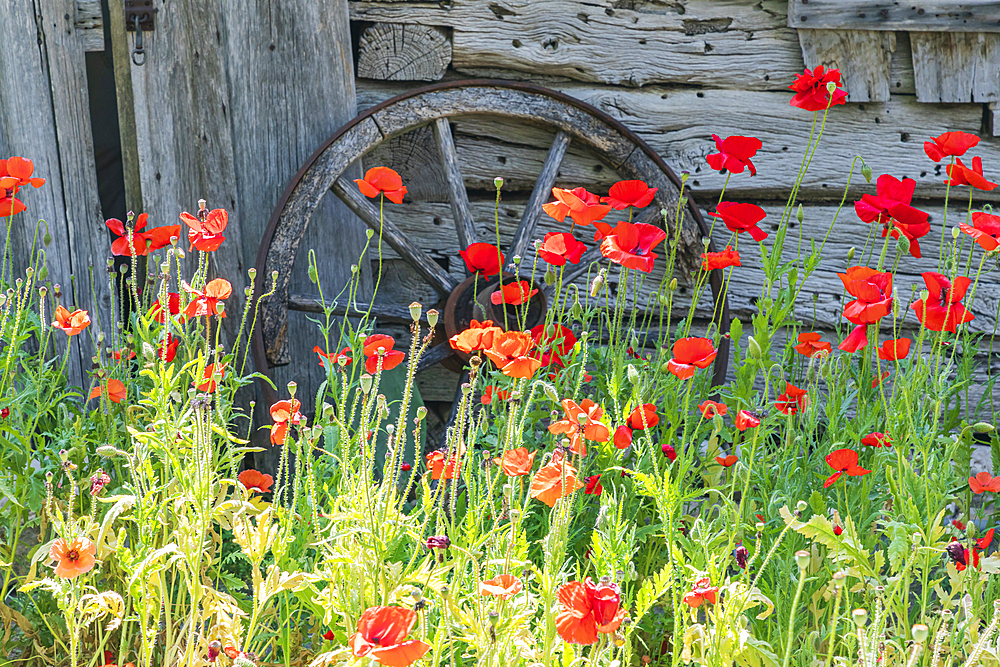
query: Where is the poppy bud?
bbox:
[669,278,678,292]
[852,609,868,627]
[542,383,559,402]
[794,550,810,570]
[570,300,582,320]
[494,177,504,190]
[427,309,439,328]
[416,406,427,421]
[847,246,855,261]
[658,362,670,375]
[544,268,556,285]
[861,164,873,183]
[657,292,669,308]
[896,234,910,255]
[912,624,929,643]
[43,229,52,246]
[37,266,47,281]
[308,264,318,284]
[796,204,804,223]
[747,336,762,360]
[974,422,994,433]
[590,269,606,297]
[359,374,372,394]
[627,365,640,385]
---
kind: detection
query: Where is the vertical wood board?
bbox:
[911,31,1000,102]
[795,28,895,102]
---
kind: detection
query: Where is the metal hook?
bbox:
[131,14,146,66]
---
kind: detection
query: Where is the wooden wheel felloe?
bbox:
[252,80,731,404]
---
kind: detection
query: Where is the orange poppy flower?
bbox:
[530,323,577,369]
[529,451,583,507]
[682,578,719,608]
[715,455,738,467]
[180,208,228,252]
[946,156,997,191]
[960,211,1000,251]
[52,305,91,336]
[149,293,180,324]
[627,403,659,431]
[613,424,632,449]
[599,221,668,273]
[270,398,303,445]
[494,447,536,476]
[449,319,500,354]
[0,157,45,190]
[426,446,463,480]
[459,242,504,278]
[49,537,96,579]
[363,334,406,373]
[0,193,26,217]
[601,180,658,210]
[735,410,760,431]
[837,266,893,352]
[548,398,609,456]
[538,231,587,266]
[106,213,180,257]
[543,187,611,226]
[555,577,627,645]
[349,606,430,667]
[483,330,541,379]
[925,131,979,162]
[193,363,226,392]
[701,246,741,271]
[877,338,910,361]
[491,280,538,306]
[238,469,274,494]
[479,573,523,600]
[89,379,126,404]
[970,471,1000,494]
[354,167,407,205]
[698,400,727,419]
[182,279,232,320]
[314,345,352,367]
[794,332,831,358]
[666,337,717,380]
[480,385,510,405]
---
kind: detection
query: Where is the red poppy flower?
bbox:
[788,65,847,111]
[775,382,808,415]
[480,385,510,405]
[495,447,536,476]
[89,379,126,404]
[853,175,930,258]
[837,267,893,352]
[0,157,45,190]
[953,519,967,531]
[349,606,430,667]
[270,398,303,445]
[315,345,352,367]
[543,187,612,226]
[861,432,891,448]
[555,577,627,644]
[238,469,274,494]
[627,403,659,430]
[833,524,843,536]
[530,323,577,368]
[0,194,25,217]
[716,455,738,467]
[960,211,1000,251]
[149,293,180,324]
[538,231,587,266]
[322,630,336,641]
[363,334,406,373]
[549,398,610,456]
[584,474,603,495]
[112,349,136,364]
[682,578,719,608]
[698,400,727,419]
[661,443,677,461]
[666,337,717,380]
[946,156,997,191]
[710,202,767,242]
[871,369,891,388]
[601,180,658,210]
[106,213,180,257]
[158,334,180,362]
[969,471,1000,494]
[735,410,760,431]
[912,272,974,333]
[52,305,91,336]
[354,167,407,205]
[706,135,762,176]
[701,246,741,271]
[450,319,502,354]
[49,537,96,579]
[823,449,870,488]
[491,280,538,306]
[479,573,523,600]
[182,279,232,320]
[194,363,225,392]
[459,242,504,278]
[948,530,994,572]
[427,447,463,480]
[613,424,632,449]
[483,330,541,379]
[530,451,583,507]
[925,131,979,162]
[877,338,911,361]
[599,221,668,273]
[794,332,831,358]
[180,208,228,252]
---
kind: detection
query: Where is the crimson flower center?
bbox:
[68,550,79,561]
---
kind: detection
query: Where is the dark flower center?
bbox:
[67,549,79,562]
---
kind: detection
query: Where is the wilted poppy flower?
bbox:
[180,208,228,252]
[194,363,225,392]
[52,305,91,336]
[238,469,274,494]
[355,167,407,204]
[628,403,659,430]
[823,449,870,488]
[584,474,603,495]
[925,131,979,162]
[698,400,727,418]
[491,280,538,306]
[877,338,911,361]
[701,246,741,271]
[425,535,451,550]
[666,337,717,380]
[50,537,96,579]
[549,398,610,456]
[946,156,997,191]
[854,175,930,258]
[543,187,611,226]
[450,319,502,354]
[0,157,45,190]
[735,410,760,431]
[270,398,303,445]
[363,334,406,373]
[531,323,577,368]
[484,330,541,379]
[529,451,583,507]
[788,65,847,111]
[912,272,974,332]
[710,202,767,242]
[555,578,627,645]
[495,447,536,476]
[969,471,1000,494]
[182,279,232,320]
[947,529,994,572]
[706,135,762,176]
[861,432,891,448]
[89,379,126,404]
[602,180,658,210]
[733,544,749,569]
[837,267,893,352]
[157,334,180,362]
[427,447,463,480]
[460,242,504,278]
[538,232,587,266]
[794,332,831,357]
[479,573,523,600]
[960,211,1000,251]
[682,578,719,608]
[149,293,180,324]
[89,469,111,495]
[480,385,510,405]
[106,213,180,257]
[775,382,808,415]
[599,221,668,273]
[613,424,632,449]
[661,443,677,461]
[349,606,430,667]
[716,454,738,467]
[315,345,352,368]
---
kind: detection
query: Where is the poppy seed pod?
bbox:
[359,374,372,394]
[852,609,868,627]
[248,267,256,280]
[911,624,929,643]
[680,171,690,184]
[408,302,422,322]
[366,228,374,239]
[494,176,504,190]
[351,264,358,274]
[416,406,427,421]
[796,500,808,512]
[794,550,810,570]
[920,289,929,303]
[755,521,765,531]
[512,255,521,265]
[427,309,439,328]
[952,226,961,240]
[826,80,838,94]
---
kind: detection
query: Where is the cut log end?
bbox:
[357,22,452,82]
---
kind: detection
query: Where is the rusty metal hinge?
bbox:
[124,0,157,66]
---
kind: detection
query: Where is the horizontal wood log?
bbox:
[288,293,416,324]
[357,22,452,81]
[911,31,1000,103]
[796,29,895,102]
[788,0,1000,32]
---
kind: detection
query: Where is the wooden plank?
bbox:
[76,0,104,52]
[357,22,452,81]
[288,293,415,324]
[506,130,569,266]
[433,118,477,247]
[796,29,895,102]
[788,0,1000,32]
[911,32,1000,103]
[107,0,143,215]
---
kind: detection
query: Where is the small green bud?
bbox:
[796,204,804,223]
[659,362,671,375]
[747,336,762,360]
[43,230,52,246]
[896,234,910,255]
[308,264,318,284]
[861,164,873,183]
[657,292,669,308]
[669,278,678,292]
[544,268,556,286]
[974,422,995,433]
[37,266,47,281]
[627,365,640,385]
[543,383,559,402]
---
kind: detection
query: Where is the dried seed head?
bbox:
[409,302,422,322]
[426,309,439,328]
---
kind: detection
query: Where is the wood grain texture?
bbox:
[796,29,895,102]
[76,0,104,52]
[107,0,143,215]
[357,22,452,81]
[506,130,569,266]
[788,0,1000,32]
[288,293,415,324]
[911,31,1000,103]
[433,118,477,247]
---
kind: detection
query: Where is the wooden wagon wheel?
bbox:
[251,80,731,409]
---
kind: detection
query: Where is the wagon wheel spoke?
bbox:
[544,246,600,298]
[506,130,571,267]
[416,341,456,373]
[288,293,416,325]
[331,176,458,296]
[433,118,478,248]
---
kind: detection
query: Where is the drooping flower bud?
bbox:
[861,163,873,183]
